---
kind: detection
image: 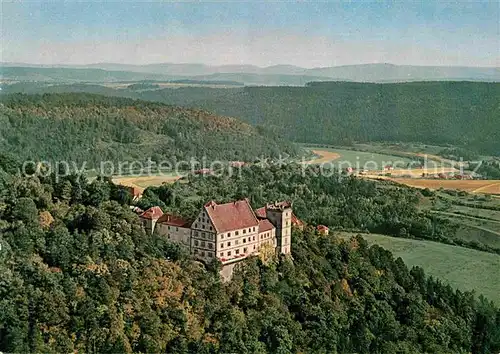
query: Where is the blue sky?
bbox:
[2,1,499,67]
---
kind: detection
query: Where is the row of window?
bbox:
[220,235,257,248]
[166,225,180,232]
[220,226,256,239]
[219,246,251,258]
[193,249,214,258]
[193,230,214,240]
[219,240,274,258]
[194,222,213,231]
[193,240,214,249]
[260,231,272,240]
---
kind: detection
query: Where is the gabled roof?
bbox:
[258,219,275,232]
[157,213,191,228]
[317,225,329,231]
[204,199,259,233]
[254,206,267,219]
[139,206,164,220]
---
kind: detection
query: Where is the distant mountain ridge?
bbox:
[2,62,499,84]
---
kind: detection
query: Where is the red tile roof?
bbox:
[128,186,142,197]
[157,213,191,228]
[256,206,303,227]
[230,161,246,167]
[291,214,304,227]
[204,199,259,233]
[258,219,275,232]
[317,225,329,234]
[254,206,266,219]
[139,206,163,220]
[193,168,213,175]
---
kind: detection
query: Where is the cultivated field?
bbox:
[303,147,415,169]
[338,232,500,305]
[389,178,500,194]
[113,173,184,192]
[303,149,341,164]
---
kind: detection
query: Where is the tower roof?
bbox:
[266,200,292,211]
[139,206,164,220]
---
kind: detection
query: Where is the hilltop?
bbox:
[2,63,498,85]
[0,93,299,169]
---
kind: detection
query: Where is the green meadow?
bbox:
[338,232,500,305]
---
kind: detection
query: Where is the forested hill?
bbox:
[6,81,498,155]
[0,163,499,353]
[191,81,500,155]
[0,93,299,168]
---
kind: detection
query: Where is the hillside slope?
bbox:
[191,82,500,155]
[0,93,299,169]
[0,164,499,353]
[3,82,499,155]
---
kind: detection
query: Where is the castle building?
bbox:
[138,206,163,234]
[156,213,192,246]
[139,199,298,265]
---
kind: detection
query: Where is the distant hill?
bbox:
[71,62,500,82]
[0,66,176,82]
[2,63,498,84]
[2,81,499,155]
[0,93,299,169]
[188,82,500,155]
[306,63,500,82]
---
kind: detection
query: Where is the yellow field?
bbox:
[364,167,458,178]
[303,150,341,164]
[113,174,183,192]
[385,178,500,194]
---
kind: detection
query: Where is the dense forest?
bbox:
[3,81,499,155]
[1,157,499,353]
[0,93,299,169]
[191,82,500,155]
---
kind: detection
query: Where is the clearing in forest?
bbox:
[113,174,184,192]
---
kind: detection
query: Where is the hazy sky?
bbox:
[2,1,499,67]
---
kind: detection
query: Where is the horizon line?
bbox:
[1,61,499,70]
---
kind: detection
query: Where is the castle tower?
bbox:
[265,201,292,255]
